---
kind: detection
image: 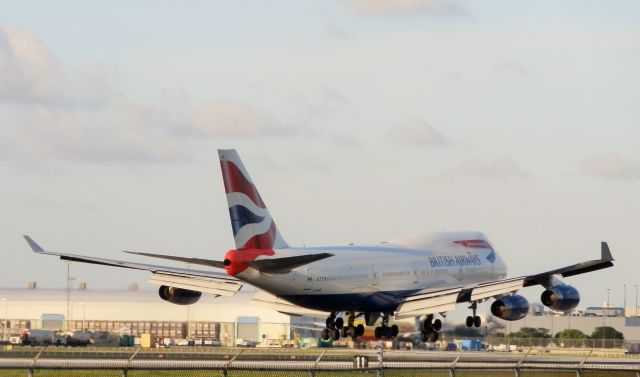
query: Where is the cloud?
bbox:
[0,28,294,163]
[292,87,357,123]
[329,133,364,148]
[580,154,640,181]
[0,27,109,106]
[0,27,168,162]
[325,20,350,39]
[442,156,527,179]
[495,61,530,77]
[183,101,290,138]
[1,97,292,162]
[0,28,66,104]
[388,119,448,147]
[344,0,468,17]
[1,102,185,163]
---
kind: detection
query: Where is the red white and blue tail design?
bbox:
[218,149,289,250]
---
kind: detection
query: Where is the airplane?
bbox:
[24,149,615,343]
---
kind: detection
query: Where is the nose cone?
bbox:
[493,252,508,278]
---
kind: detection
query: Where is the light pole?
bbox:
[635,284,638,317]
[1,298,7,341]
[80,302,86,331]
[604,288,610,349]
[65,262,75,331]
[624,284,627,317]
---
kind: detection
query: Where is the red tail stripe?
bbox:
[241,220,278,250]
[220,160,265,208]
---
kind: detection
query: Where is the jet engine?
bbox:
[490,294,529,321]
[158,286,202,305]
[541,285,580,312]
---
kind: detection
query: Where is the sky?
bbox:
[0,0,639,313]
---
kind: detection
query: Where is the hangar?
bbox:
[0,285,295,346]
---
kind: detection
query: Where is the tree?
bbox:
[555,329,587,339]
[590,326,624,340]
[510,327,551,338]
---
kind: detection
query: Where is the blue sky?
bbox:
[0,0,639,311]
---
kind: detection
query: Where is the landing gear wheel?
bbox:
[391,324,399,337]
[347,326,356,339]
[433,319,442,332]
[356,324,365,337]
[340,327,348,338]
[334,317,344,329]
[326,315,335,329]
[473,316,481,328]
[420,330,429,342]
[374,326,382,339]
[321,328,331,340]
[332,329,340,341]
[428,331,439,342]
[466,316,474,328]
[423,315,433,330]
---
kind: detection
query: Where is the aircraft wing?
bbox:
[124,249,334,274]
[251,289,329,317]
[23,235,242,297]
[395,242,614,320]
[122,250,226,269]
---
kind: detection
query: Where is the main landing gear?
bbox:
[420,314,442,342]
[321,312,364,341]
[374,313,398,339]
[466,302,482,328]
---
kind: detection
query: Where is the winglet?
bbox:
[601,241,614,262]
[24,235,45,253]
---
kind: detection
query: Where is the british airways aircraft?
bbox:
[24,149,614,343]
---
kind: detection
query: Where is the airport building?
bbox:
[0,285,293,346]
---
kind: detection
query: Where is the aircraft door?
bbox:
[371,265,378,286]
[304,269,315,291]
[412,261,419,284]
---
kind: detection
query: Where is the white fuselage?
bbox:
[235,231,507,313]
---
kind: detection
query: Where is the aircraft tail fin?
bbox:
[218,149,289,250]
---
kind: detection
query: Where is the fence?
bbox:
[476,336,628,350]
[1,346,640,377]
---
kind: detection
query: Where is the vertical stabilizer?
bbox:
[218,149,289,250]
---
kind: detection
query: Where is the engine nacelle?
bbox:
[158,286,202,305]
[491,294,529,321]
[541,285,580,312]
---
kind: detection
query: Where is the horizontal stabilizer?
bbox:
[148,273,242,296]
[247,253,334,274]
[123,251,226,269]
